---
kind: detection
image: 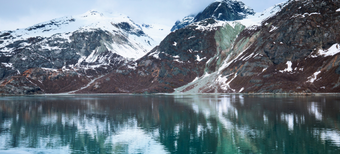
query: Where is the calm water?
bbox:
[0,94,340,154]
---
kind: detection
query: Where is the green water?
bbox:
[0,94,339,154]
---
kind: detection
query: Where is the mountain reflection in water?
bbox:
[0,94,340,154]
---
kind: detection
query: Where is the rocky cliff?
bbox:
[171,0,254,31]
[0,11,164,94]
[72,19,245,93]
[176,0,340,93]
[1,0,340,95]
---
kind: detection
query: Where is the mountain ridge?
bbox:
[171,0,255,32]
[2,0,340,95]
[0,10,170,94]
[176,0,340,93]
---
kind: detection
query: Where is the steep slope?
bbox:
[0,11,168,94]
[71,19,245,93]
[2,0,340,95]
[1,0,251,95]
[194,0,255,22]
[177,0,340,93]
[170,15,195,32]
[171,0,254,31]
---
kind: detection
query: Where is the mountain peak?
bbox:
[171,0,254,31]
[194,0,255,22]
[82,10,104,17]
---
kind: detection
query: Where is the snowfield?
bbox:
[0,10,170,60]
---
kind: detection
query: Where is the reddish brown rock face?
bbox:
[75,22,219,94]
[0,19,222,94]
[1,0,340,95]
[176,0,340,94]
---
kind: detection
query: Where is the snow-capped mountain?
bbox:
[1,0,340,95]
[0,10,169,94]
[171,0,255,31]
[170,15,195,32]
[0,10,168,60]
[176,0,340,93]
[0,10,169,82]
[194,0,255,21]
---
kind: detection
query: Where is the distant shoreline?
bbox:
[2,92,340,97]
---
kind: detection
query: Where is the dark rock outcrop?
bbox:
[170,15,195,32]
[171,0,254,31]
[194,0,255,22]
[178,0,340,93]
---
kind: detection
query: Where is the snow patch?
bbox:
[291,12,321,18]
[307,71,321,83]
[1,63,13,68]
[66,75,105,94]
[127,65,137,70]
[173,42,177,46]
[214,3,222,13]
[196,55,206,62]
[194,20,227,31]
[41,44,65,51]
[235,1,290,28]
[173,55,180,59]
[21,56,28,60]
[318,43,340,57]
[279,61,293,73]
[241,52,254,61]
[218,73,237,92]
[269,25,278,32]
[0,47,15,53]
[310,54,318,58]
[239,87,244,93]
[191,77,199,83]
[188,36,196,39]
[76,56,86,66]
[149,50,160,59]
[337,8,340,12]
[174,59,185,63]
[41,68,58,72]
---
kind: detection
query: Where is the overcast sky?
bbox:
[0,0,285,31]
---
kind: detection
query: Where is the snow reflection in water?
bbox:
[174,94,340,153]
[0,94,340,153]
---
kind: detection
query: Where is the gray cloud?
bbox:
[0,0,286,31]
